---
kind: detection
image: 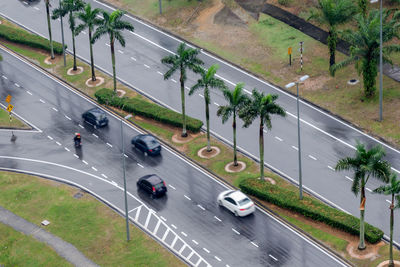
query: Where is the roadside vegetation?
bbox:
[0,107,30,129]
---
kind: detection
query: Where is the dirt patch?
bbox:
[67,66,83,75]
[172,132,197,143]
[224,161,246,172]
[86,77,105,87]
[197,146,221,158]
[347,241,384,260]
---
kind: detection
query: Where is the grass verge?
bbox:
[0,107,30,129]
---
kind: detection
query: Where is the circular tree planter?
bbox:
[116,89,126,98]
[172,133,195,144]
[346,242,381,260]
[197,146,220,159]
[225,161,246,173]
[67,66,84,75]
[85,77,104,87]
[44,56,57,65]
[263,177,276,185]
[377,260,400,267]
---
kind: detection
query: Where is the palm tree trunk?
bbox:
[233,112,237,166]
[359,185,366,250]
[362,55,377,98]
[89,29,96,82]
[45,2,54,59]
[180,73,187,137]
[110,37,117,93]
[328,30,336,67]
[205,97,211,152]
[259,119,264,180]
[70,12,77,71]
[389,195,394,267]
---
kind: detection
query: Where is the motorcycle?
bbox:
[74,136,82,148]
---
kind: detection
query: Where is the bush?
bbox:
[239,178,384,244]
[0,24,65,54]
[278,0,291,6]
[95,88,203,133]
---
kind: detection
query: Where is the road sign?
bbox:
[5,95,11,103]
[6,104,13,112]
[288,47,292,55]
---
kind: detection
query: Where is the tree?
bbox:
[308,0,356,67]
[161,43,204,137]
[217,83,249,166]
[358,0,368,18]
[335,142,390,250]
[52,0,84,71]
[331,10,400,98]
[239,90,286,179]
[76,4,102,81]
[189,64,226,152]
[92,10,134,92]
[45,0,55,59]
[373,172,400,267]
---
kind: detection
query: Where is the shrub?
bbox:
[0,24,65,54]
[239,178,384,244]
[95,88,203,133]
[278,0,291,6]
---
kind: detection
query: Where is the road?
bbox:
[0,46,348,266]
[0,0,398,245]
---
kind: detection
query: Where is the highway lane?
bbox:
[0,0,396,243]
[0,46,349,266]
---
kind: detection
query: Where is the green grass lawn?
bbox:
[0,107,29,129]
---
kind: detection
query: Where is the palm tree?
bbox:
[76,4,102,81]
[161,43,204,137]
[52,0,84,71]
[239,90,286,179]
[189,64,226,152]
[92,10,134,92]
[308,0,356,67]
[358,0,368,18]
[217,83,249,166]
[373,172,400,267]
[335,142,390,250]
[331,9,400,98]
[44,0,55,59]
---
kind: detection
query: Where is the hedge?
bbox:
[239,178,384,244]
[95,88,203,133]
[0,24,65,54]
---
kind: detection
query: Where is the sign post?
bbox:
[6,98,16,142]
[288,47,292,66]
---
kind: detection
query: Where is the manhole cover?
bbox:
[73,192,84,199]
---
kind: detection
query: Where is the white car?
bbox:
[217,190,255,217]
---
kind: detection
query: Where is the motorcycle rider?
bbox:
[74,133,81,147]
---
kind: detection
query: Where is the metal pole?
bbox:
[379,0,383,121]
[159,0,162,14]
[59,0,66,67]
[299,41,303,72]
[121,119,130,241]
[297,82,303,200]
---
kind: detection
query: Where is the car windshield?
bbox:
[238,197,251,206]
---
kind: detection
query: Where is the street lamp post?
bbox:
[286,75,309,200]
[121,114,132,241]
[59,0,66,67]
[371,0,383,121]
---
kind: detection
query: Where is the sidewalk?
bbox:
[0,206,99,267]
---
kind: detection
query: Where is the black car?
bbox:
[82,108,108,128]
[137,174,167,197]
[131,134,161,156]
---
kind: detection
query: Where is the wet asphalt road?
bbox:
[0,48,348,266]
[0,0,399,248]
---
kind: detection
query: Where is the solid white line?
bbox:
[64,147,70,152]
[47,135,53,140]
[26,91,32,95]
[345,176,353,181]
[101,173,108,179]
[73,154,79,158]
[137,163,144,168]
[55,141,61,146]
[118,49,124,54]
[39,99,45,103]
[181,231,187,237]
[192,239,198,245]
[157,71,163,75]
[168,184,176,190]
[65,115,71,120]
[291,145,298,151]
[160,216,167,221]
[161,229,169,241]
[171,224,177,229]
[144,64,150,69]
[214,216,221,222]
[14,83,20,87]
[82,160,88,165]
[269,254,278,261]
[184,195,191,201]
[328,166,335,171]
[111,180,118,186]
[366,188,372,192]
[78,124,84,128]
[308,155,317,160]
[171,79,177,83]
[106,142,113,147]
[92,167,97,172]
[232,228,240,235]
[215,256,221,262]
[130,57,136,61]
[197,204,205,211]
[52,107,58,112]
[251,241,259,248]
[203,248,210,253]
[92,133,98,138]
[214,102,220,106]
[274,136,283,142]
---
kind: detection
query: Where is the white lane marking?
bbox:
[82,31,87,34]
[124,154,128,158]
[92,133,98,138]
[171,224,177,229]
[215,256,221,262]
[291,145,298,151]
[181,231,187,237]
[251,241,259,248]
[39,99,45,103]
[157,71,163,75]
[105,43,110,47]
[345,176,353,181]
[23,1,28,5]
[52,107,58,112]
[64,147,70,152]
[47,135,53,140]
[2,75,7,79]
[153,220,161,235]
[366,188,372,192]
[232,228,240,235]
[203,248,210,253]
[328,166,335,171]
[55,141,61,146]
[275,136,283,142]
[186,251,194,261]
[65,115,71,120]
[144,64,150,69]
[92,167,97,171]
[171,236,178,249]
[118,49,124,54]
[161,229,170,241]
[226,265,231,267]
[168,184,176,190]
[57,18,60,21]
[214,102,220,106]
[137,163,144,168]
[78,124,84,128]
[198,94,204,98]
[269,254,278,261]
[128,205,142,214]
[82,160,88,165]
[26,91,32,95]
[96,14,103,19]
[214,216,221,222]
[197,204,205,211]
[308,155,317,160]
[178,244,186,254]
[111,180,118,186]
[144,209,153,228]
[130,57,136,61]
[171,79,177,83]
[386,199,392,204]
[184,195,191,201]
[106,142,113,147]
[34,7,40,11]
[14,83,20,87]
[73,154,79,158]
[101,173,108,179]
[160,216,167,222]
[192,239,199,245]
[185,86,190,91]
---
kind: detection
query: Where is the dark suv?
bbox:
[137,174,167,198]
[82,108,108,128]
[131,134,161,156]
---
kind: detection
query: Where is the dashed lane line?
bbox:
[118,49,124,54]
[291,145,298,151]
[82,160,88,165]
[2,75,7,79]
[168,184,176,190]
[131,57,136,61]
[144,64,150,69]
[39,99,45,103]
[52,107,58,112]
[366,188,372,192]
[203,248,210,253]
[73,154,79,158]
[214,102,220,106]
[105,43,110,47]
[34,7,39,10]
[26,91,32,95]
[92,133,98,138]
[171,224,177,229]
[328,166,335,171]
[345,176,353,181]
[137,163,144,168]
[197,204,205,211]
[171,79,177,83]
[184,195,191,201]
[192,239,198,245]
[308,155,317,160]
[269,254,278,261]
[181,232,187,237]
[199,94,204,98]
[78,124,84,129]
[157,71,163,75]
[47,136,53,140]
[274,136,283,142]
[160,216,167,222]
[65,115,71,120]
[64,147,70,152]
[101,173,108,179]
[106,142,113,147]
[215,256,222,262]
[124,154,128,158]
[14,83,20,87]
[214,216,221,222]
[386,199,392,204]
[92,167,98,171]
[232,228,240,235]
[251,241,259,248]
[55,141,61,146]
